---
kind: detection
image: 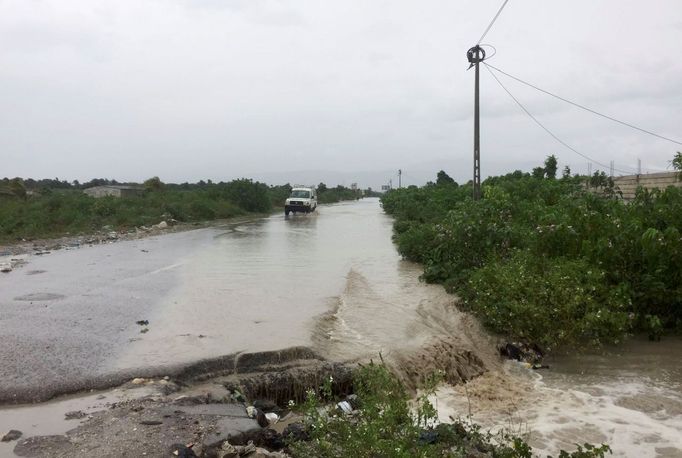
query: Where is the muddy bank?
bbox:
[0,346,326,405]
[5,374,334,457]
[1,346,352,456]
[2,337,495,458]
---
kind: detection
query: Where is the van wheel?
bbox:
[285,209,290,216]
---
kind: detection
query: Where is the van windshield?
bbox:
[290,190,310,198]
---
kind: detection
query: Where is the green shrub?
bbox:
[289,362,611,458]
[461,251,631,350]
[381,165,682,349]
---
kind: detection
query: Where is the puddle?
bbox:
[0,386,154,457]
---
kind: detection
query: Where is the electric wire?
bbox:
[484,62,682,146]
[483,64,633,175]
[477,0,510,44]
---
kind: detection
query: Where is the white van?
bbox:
[285,187,317,215]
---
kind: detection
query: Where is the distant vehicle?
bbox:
[285,187,317,215]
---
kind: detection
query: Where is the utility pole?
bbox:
[398,169,402,188]
[389,179,392,190]
[467,46,485,201]
[637,158,641,175]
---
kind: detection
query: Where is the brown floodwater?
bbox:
[430,338,682,457]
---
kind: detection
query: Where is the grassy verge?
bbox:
[381,165,682,351]
[0,178,361,244]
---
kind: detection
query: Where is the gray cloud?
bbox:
[1,0,680,188]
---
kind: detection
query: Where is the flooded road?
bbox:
[0,198,489,404]
[2,198,681,457]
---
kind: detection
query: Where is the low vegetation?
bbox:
[316,182,362,203]
[289,362,611,457]
[381,156,682,351]
[0,177,360,243]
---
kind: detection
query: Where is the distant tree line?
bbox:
[0,176,362,242]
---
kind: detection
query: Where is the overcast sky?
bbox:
[1,0,681,187]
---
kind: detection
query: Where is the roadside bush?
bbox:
[317,184,359,204]
[0,177,360,243]
[188,200,216,220]
[382,164,682,350]
[220,179,272,213]
[461,251,631,350]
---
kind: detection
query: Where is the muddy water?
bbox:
[0,386,154,457]
[431,338,682,457]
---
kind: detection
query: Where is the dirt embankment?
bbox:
[4,347,353,457]
[0,215,265,258]
[3,338,494,457]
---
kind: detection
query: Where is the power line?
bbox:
[477,0,510,44]
[483,64,633,175]
[484,62,682,146]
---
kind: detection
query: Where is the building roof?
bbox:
[84,185,143,191]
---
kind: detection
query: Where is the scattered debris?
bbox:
[25,269,47,275]
[218,440,238,458]
[264,412,280,425]
[171,443,197,457]
[337,400,353,414]
[0,257,28,273]
[499,342,545,365]
[1,430,22,442]
[140,328,149,334]
[256,409,269,428]
[65,410,87,420]
[139,420,163,426]
[136,320,149,326]
[282,422,309,442]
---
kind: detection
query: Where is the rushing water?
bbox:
[1,199,681,457]
[431,338,682,457]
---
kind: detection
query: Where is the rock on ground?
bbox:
[1,429,22,442]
